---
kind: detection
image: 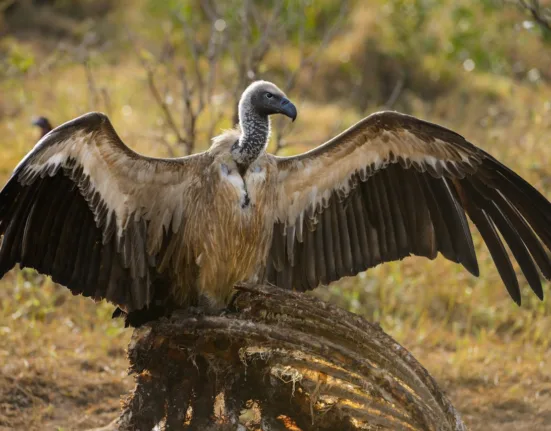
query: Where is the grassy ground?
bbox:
[2,1,551,430]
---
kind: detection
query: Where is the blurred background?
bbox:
[1,0,551,429]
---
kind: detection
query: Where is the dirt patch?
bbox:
[451,386,551,431]
[0,361,131,430]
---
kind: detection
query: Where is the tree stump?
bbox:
[115,285,466,431]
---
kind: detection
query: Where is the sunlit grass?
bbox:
[2,2,551,427]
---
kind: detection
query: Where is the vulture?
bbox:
[2,80,551,327]
[32,116,54,139]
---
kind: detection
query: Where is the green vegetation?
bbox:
[1,0,551,429]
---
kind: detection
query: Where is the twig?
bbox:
[382,74,406,110]
[83,61,99,111]
[206,109,225,144]
[127,32,188,153]
[100,87,112,118]
[178,64,196,155]
[284,1,350,94]
[250,0,285,72]
[145,66,187,148]
[513,0,551,32]
[199,0,218,21]
[273,1,349,154]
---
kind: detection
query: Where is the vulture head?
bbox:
[240,80,297,122]
[232,80,297,168]
[32,116,53,139]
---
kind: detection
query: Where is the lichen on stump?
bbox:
[116,285,466,431]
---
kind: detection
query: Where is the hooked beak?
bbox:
[279,98,297,122]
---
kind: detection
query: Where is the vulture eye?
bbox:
[265,92,273,99]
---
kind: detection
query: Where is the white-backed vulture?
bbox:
[32,116,53,139]
[1,80,551,326]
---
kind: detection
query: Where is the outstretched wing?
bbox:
[0,112,206,312]
[268,111,551,304]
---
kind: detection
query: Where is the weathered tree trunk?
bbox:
[115,285,466,431]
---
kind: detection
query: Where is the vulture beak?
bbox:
[279,98,297,122]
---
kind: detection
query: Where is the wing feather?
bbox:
[334,197,352,274]
[350,190,370,266]
[321,205,337,281]
[489,188,551,280]
[0,112,206,313]
[330,199,345,279]
[346,190,365,272]
[268,111,551,303]
[461,182,521,303]
[381,167,409,257]
[417,174,456,262]
[314,220,327,284]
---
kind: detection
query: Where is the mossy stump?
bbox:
[115,285,465,430]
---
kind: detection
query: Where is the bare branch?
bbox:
[206,108,225,144]
[100,87,112,118]
[382,73,406,110]
[230,0,254,124]
[178,64,197,155]
[510,0,551,32]
[173,9,228,154]
[127,31,188,151]
[145,66,187,148]
[250,0,285,70]
[204,23,219,105]
[273,1,350,154]
[175,11,206,110]
[285,1,350,94]
[83,60,99,111]
[199,0,219,21]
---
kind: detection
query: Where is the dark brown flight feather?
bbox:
[271,111,551,305]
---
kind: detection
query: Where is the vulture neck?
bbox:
[231,108,270,172]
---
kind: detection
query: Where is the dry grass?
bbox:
[2,1,551,429]
[0,273,132,430]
